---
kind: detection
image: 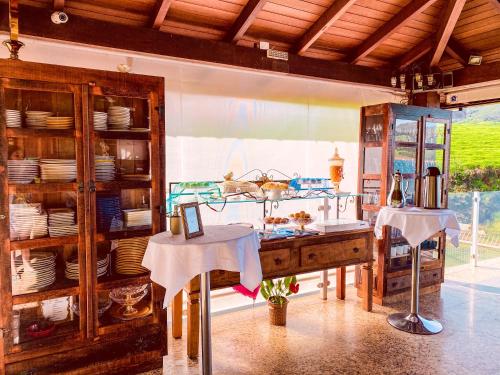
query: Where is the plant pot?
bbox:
[267,298,288,326]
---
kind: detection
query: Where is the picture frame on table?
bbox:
[179,202,204,239]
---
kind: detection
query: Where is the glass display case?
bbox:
[356,103,452,305]
[0,60,166,374]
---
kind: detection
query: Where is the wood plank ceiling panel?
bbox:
[151,0,174,28]
[224,0,267,43]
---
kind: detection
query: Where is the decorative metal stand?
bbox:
[387,245,443,334]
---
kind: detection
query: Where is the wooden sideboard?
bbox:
[171,228,374,358]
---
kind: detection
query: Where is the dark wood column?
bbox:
[411,92,441,108]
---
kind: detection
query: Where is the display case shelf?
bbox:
[95,130,151,140]
[95,180,151,192]
[8,182,78,194]
[9,235,79,251]
[6,128,76,138]
[96,227,152,242]
[12,280,79,305]
[97,273,151,291]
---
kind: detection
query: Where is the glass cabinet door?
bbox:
[0,79,86,353]
[87,85,162,337]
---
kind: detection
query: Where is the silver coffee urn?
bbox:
[423,166,443,209]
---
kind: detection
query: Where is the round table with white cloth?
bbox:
[374,207,460,335]
[142,225,262,375]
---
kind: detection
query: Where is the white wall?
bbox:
[1,36,400,224]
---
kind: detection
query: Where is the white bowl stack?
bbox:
[9,203,48,240]
[6,109,21,128]
[93,111,108,130]
[41,296,70,322]
[11,251,56,295]
[65,253,109,280]
[95,155,116,182]
[25,111,52,129]
[46,116,74,130]
[123,209,152,228]
[40,159,77,182]
[48,208,78,237]
[7,159,39,184]
[107,106,131,130]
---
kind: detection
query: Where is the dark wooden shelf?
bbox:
[8,182,77,194]
[395,141,418,148]
[362,174,381,180]
[97,273,151,291]
[6,128,76,138]
[424,143,446,150]
[364,141,383,148]
[98,310,155,336]
[96,227,152,242]
[13,279,80,305]
[95,180,151,191]
[95,130,151,140]
[10,235,79,250]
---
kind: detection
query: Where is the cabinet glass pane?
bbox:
[395,118,418,142]
[93,95,150,131]
[364,147,382,174]
[424,149,445,172]
[13,295,80,346]
[425,121,446,144]
[362,210,378,226]
[364,115,383,142]
[394,147,417,174]
[362,179,380,205]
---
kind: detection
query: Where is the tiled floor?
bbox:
[145,260,500,375]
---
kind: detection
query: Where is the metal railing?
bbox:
[447,191,500,268]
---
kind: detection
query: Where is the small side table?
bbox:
[143,225,262,374]
[375,207,460,335]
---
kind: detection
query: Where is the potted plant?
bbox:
[260,276,299,326]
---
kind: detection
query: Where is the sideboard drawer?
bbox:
[300,238,368,268]
[260,248,291,274]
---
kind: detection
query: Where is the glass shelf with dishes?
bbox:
[167,169,364,219]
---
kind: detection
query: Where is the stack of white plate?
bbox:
[48,208,75,227]
[114,237,150,275]
[48,208,77,237]
[94,111,108,130]
[41,296,70,322]
[6,109,21,128]
[107,106,131,130]
[123,209,152,228]
[95,155,116,181]
[40,159,77,182]
[9,203,48,240]
[25,111,52,129]
[7,159,39,184]
[11,251,56,295]
[65,253,109,280]
[46,116,74,130]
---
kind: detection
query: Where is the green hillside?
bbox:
[450,121,500,172]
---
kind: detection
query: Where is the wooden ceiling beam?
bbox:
[429,0,467,67]
[293,0,357,55]
[151,0,174,29]
[0,4,396,88]
[347,0,437,64]
[452,61,500,88]
[396,37,434,70]
[224,0,267,43]
[445,37,470,66]
[53,0,64,11]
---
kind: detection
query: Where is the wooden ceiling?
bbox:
[1,0,500,88]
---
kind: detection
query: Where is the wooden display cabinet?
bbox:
[354,103,452,305]
[0,59,166,374]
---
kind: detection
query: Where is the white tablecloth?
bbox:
[374,207,460,248]
[142,225,262,307]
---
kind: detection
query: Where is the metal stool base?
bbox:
[387,312,443,335]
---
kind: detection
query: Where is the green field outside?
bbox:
[450,121,500,171]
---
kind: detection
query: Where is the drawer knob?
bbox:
[308,253,316,260]
[274,258,282,266]
[353,247,360,253]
